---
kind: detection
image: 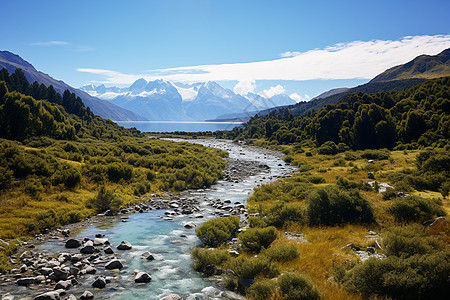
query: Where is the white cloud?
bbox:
[233,80,256,95]
[30,41,70,46]
[290,93,310,102]
[259,85,286,98]
[77,35,450,85]
[280,51,301,58]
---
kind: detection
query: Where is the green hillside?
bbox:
[0,69,227,244]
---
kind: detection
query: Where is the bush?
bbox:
[239,226,278,253]
[383,225,445,258]
[196,216,240,247]
[283,155,293,163]
[388,196,446,223]
[106,163,133,182]
[86,186,123,213]
[317,141,338,155]
[191,247,230,275]
[344,225,449,299]
[262,244,300,262]
[228,255,279,280]
[360,149,390,160]
[264,202,305,228]
[247,278,278,300]
[278,272,321,300]
[307,186,374,226]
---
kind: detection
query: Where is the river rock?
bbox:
[141,251,154,260]
[92,276,107,288]
[117,241,132,250]
[160,294,181,300]
[134,271,152,283]
[184,222,196,229]
[105,259,123,270]
[104,246,114,254]
[81,265,97,275]
[80,291,94,300]
[20,264,28,273]
[61,229,70,237]
[93,238,109,246]
[40,267,53,276]
[65,239,81,249]
[53,268,69,281]
[55,279,72,290]
[34,291,61,300]
[80,245,96,254]
[104,210,113,216]
[17,277,35,286]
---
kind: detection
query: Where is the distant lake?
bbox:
[115,121,243,132]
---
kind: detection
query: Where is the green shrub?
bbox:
[278,272,321,300]
[196,216,240,247]
[264,202,305,228]
[191,247,230,275]
[283,155,293,163]
[360,149,390,160]
[106,163,133,182]
[86,186,123,213]
[382,187,397,200]
[228,255,279,280]
[247,278,278,300]
[318,141,338,155]
[387,196,446,223]
[262,244,300,262]
[307,186,374,226]
[239,226,278,253]
[383,225,445,258]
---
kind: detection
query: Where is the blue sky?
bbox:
[2,0,450,99]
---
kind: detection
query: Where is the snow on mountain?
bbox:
[80,79,297,121]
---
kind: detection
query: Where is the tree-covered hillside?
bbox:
[217,77,449,150]
[0,70,227,244]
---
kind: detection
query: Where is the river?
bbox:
[0,139,294,300]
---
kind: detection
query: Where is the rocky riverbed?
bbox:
[0,139,295,300]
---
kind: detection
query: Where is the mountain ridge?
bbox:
[0,51,146,121]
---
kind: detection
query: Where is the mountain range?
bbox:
[80,79,297,121]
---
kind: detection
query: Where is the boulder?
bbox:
[92,276,107,289]
[141,251,154,260]
[81,265,97,275]
[80,291,94,300]
[53,268,69,281]
[134,271,152,283]
[184,222,196,229]
[80,246,96,254]
[34,291,60,300]
[65,239,81,249]
[105,259,123,270]
[116,241,132,250]
[17,277,35,286]
[93,238,109,246]
[40,267,53,276]
[104,246,114,254]
[54,279,72,290]
[104,210,113,216]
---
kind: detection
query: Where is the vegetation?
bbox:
[195,216,240,247]
[0,69,228,272]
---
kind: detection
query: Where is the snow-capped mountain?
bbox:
[80,79,297,121]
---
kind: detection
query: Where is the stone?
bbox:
[93,238,109,246]
[20,264,28,273]
[65,239,81,249]
[54,279,72,290]
[367,172,375,179]
[61,229,70,237]
[134,271,152,283]
[53,268,69,281]
[141,251,155,260]
[80,246,96,254]
[116,241,132,250]
[159,294,181,300]
[105,259,123,270]
[92,276,107,289]
[68,266,80,276]
[80,291,94,300]
[81,265,97,275]
[104,246,114,254]
[184,222,196,229]
[40,267,53,276]
[104,210,113,216]
[83,240,94,247]
[17,277,35,286]
[34,291,61,300]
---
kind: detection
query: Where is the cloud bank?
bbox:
[30,41,70,47]
[77,35,450,85]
